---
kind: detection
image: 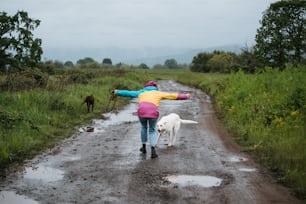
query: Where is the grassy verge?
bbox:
[0,68,152,171]
[177,67,306,199]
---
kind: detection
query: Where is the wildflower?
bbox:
[229,105,235,112]
[290,111,299,117]
[272,117,284,127]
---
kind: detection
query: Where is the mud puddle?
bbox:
[23,165,64,182]
[165,175,223,188]
[81,99,139,133]
[238,167,256,172]
[226,155,248,163]
[0,191,39,204]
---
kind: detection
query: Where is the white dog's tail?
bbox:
[180,119,198,124]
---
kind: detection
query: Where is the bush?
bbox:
[1,68,48,91]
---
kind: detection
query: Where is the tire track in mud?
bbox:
[0,80,302,204]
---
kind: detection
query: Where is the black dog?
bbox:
[83,95,94,112]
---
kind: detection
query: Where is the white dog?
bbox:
[156,113,198,147]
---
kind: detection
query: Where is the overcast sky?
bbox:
[2,0,277,63]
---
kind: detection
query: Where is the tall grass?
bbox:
[0,68,151,171]
[177,67,306,199]
[217,67,305,198]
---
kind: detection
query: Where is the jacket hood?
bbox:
[144,81,157,87]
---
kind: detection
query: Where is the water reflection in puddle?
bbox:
[238,168,256,172]
[165,175,222,188]
[0,191,39,204]
[61,155,80,161]
[92,100,138,132]
[227,155,248,163]
[24,165,64,182]
[160,100,187,112]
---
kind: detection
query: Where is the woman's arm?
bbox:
[113,89,142,98]
[177,93,190,100]
[159,92,190,100]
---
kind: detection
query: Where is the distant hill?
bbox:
[42,44,243,67]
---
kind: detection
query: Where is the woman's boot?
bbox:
[139,144,147,154]
[151,146,158,158]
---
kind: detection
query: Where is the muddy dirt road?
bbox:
[0,80,302,204]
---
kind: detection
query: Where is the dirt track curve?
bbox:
[0,80,302,204]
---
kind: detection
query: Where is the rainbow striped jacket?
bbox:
[115,86,189,118]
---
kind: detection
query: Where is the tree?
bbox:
[207,52,237,73]
[64,61,74,68]
[77,57,95,65]
[0,11,42,72]
[102,58,112,65]
[190,52,213,72]
[237,46,259,73]
[164,58,178,69]
[254,1,306,69]
[139,63,149,69]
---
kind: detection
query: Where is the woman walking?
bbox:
[113,81,190,158]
